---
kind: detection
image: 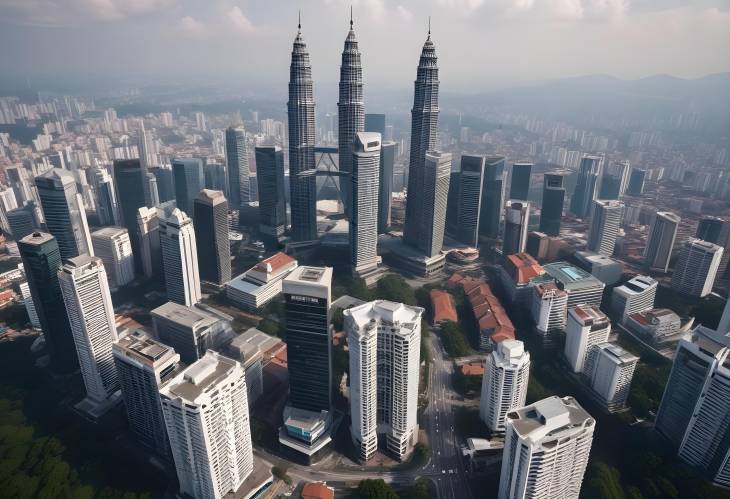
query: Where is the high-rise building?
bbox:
[158,204,201,306]
[35,168,93,260]
[543,261,605,309]
[0,187,18,234]
[364,113,386,136]
[350,132,380,275]
[287,21,318,242]
[539,170,567,236]
[479,340,530,432]
[404,29,440,250]
[160,351,253,499]
[19,272,41,330]
[346,300,423,461]
[113,330,181,458]
[626,168,646,196]
[225,126,250,210]
[338,15,364,216]
[570,155,603,219]
[696,216,730,278]
[589,343,638,412]
[415,151,451,257]
[378,141,396,233]
[611,275,657,320]
[58,256,120,415]
[479,156,506,239]
[502,200,530,256]
[587,199,623,256]
[113,159,147,273]
[498,396,595,499]
[598,160,631,200]
[137,206,163,280]
[193,190,231,286]
[255,146,287,243]
[151,166,175,203]
[531,282,568,344]
[7,202,38,241]
[644,211,680,273]
[671,238,723,297]
[526,231,550,261]
[91,167,118,226]
[456,155,485,247]
[565,305,611,375]
[509,162,532,201]
[171,158,204,215]
[655,324,730,488]
[19,232,77,372]
[91,227,134,291]
[446,170,461,236]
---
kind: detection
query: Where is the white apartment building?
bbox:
[564,305,611,375]
[671,238,723,297]
[345,300,423,462]
[611,275,657,320]
[159,205,201,306]
[225,252,298,310]
[160,351,253,499]
[587,199,623,256]
[91,226,134,291]
[350,132,381,276]
[137,206,162,279]
[498,396,595,499]
[479,340,531,432]
[589,343,639,412]
[531,282,568,343]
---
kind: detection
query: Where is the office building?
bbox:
[587,199,623,256]
[544,261,605,309]
[19,232,77,372]
[599,160,631,200]
[404,30,440,250]
[570,155,602,219]
[671,238,723,297]
[255,145,287,243]
[193,190,231,286]
[479,156,506,239]
[151,301,233,365]
[589,343,638,412]
[446,169,461,236]
[346,300,423,461]
[225,126,250,209]
[539,170,567,236]
[456,155,485,247]
[655,324,730,488]
[378,141,396,233]
[573,251,623,285]
[611,275,657,320]
[19,277,41,330]
[91,227,134,291]
[0,187,18,234]
[227,334,264,408]
[503,200,530,256]
[338,16,364,215]
[7,203,38,241]
[171,158,204,215]
[696,216,730,278]
[287,21,318,242]
[113,159,147,272]
[565,305,611,375]
[531,282,568,344]
[137,206,163,280]
[35,168,93,260]
[226,252,298,310]
[159,204,201,306]
[160,351,253,499]
[91,167,118,226]
[479,340,530,433]
[498,396,594,499]
[625,308,682,343]
[644,211,680,272]
[407,151,451,257]
[509,162,532,201]
[151,166,175,203]
[526,231,550,261]
[364,113,385,136]
[350,132,381,276]
[203,162,226,192]
[58,256,120,416]
[627,168,646,196]
[500,252,550,307]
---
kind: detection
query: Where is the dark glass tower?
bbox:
[172,158,204,215]
[627,168,646,196]
[151,167,175,203]
[19,232,77,373]
[337,14,364,216]
[255,146,287,246]
[287,20,318,241]
[457,155,486,247]
[509,162,532,201]
[225,127,250,210]
[114,159,147,273]
[570,155,602,219]
[193,190,231,285]
[479,156,505,239]
[540,171,567,236]
[378,142,396,233]
[404,29,440,250]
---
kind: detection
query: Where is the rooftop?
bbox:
[504,252,545,285]
[507,396,594,441]
[113,330,178,368]
[151,302,217,329]
[570,304,608,326]
[430,290,457,324]
[301,482,335,499]
[544,261,604,289]
[597,343,639,365]
[345,300,424,332]
[162,351,240,404]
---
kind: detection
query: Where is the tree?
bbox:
[350,479,399,499]
[401,477,434,499]
[583,462,626,499]
[376,275,416,305]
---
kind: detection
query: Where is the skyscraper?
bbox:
[404,29,440,249]
[193,190,231,286]
[19,232,77,373]
[113,159,147,273]
[91,167,118,226]
[58,256,120,416]
[151,166,175,203]
[565,305,611,375]
[479,339,530,433]
[655,324,730,487]
[338,14,364,216]
[346,300,423,461]
[287,19,318,242]
[35,168,93,260]
[160,351,253,499]
[626,168,646,196]
[509,162,532,201]
[696,215,730,278]
[225,126,250,210]
[113,330,181,458]
[611,275,657,320]
[587,199,623,256]
[671,238,723,297]
[531,282,568,345]
[589,343,638,412]
[456,155,485,247]
[172,158,204,215]
[255,146,287,244]
[0,187,18,234]
[364,113,386,136]
[419,151,451,257]
[91,227,134,291]
[159,204,201,306]
[498,396,595,499]
[644,211,680,272]
[137,206,163,280]
[539,170,567,236]
[479,156,506,239]
[502,200,530,256]
[7,202,39,241]
[570,155,603,219]
[350,132,380,276]
[378,141,396,233]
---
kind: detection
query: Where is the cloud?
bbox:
[178,16,207,38]
[0,0,176,26]
[436,0,485,10]
[397,5,415,23]
[228,6,256,34]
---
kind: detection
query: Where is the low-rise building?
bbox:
[625,308,681,343]
[430,289,457,325]
[453,274,515,350]
[612,275,657,321]
[499,252,550,307]
[225,252,297,310]
[544,261,605,309]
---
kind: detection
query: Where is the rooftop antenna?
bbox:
[298,10,301,31]
[350,5,353,28]
[428,16,431,37]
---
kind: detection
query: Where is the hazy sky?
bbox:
[1,0,729,92]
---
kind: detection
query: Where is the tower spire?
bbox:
[298,10,301,32]
[350,5,353,28]
[428,16,431,38]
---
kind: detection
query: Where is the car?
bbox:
[442,470,446,474]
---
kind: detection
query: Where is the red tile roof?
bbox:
[254,251,295,274]
[455,276,515,344]
[430,290,458,324]
[461,362,485,376]
[301,482,334,499]
[503,252,545,284]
